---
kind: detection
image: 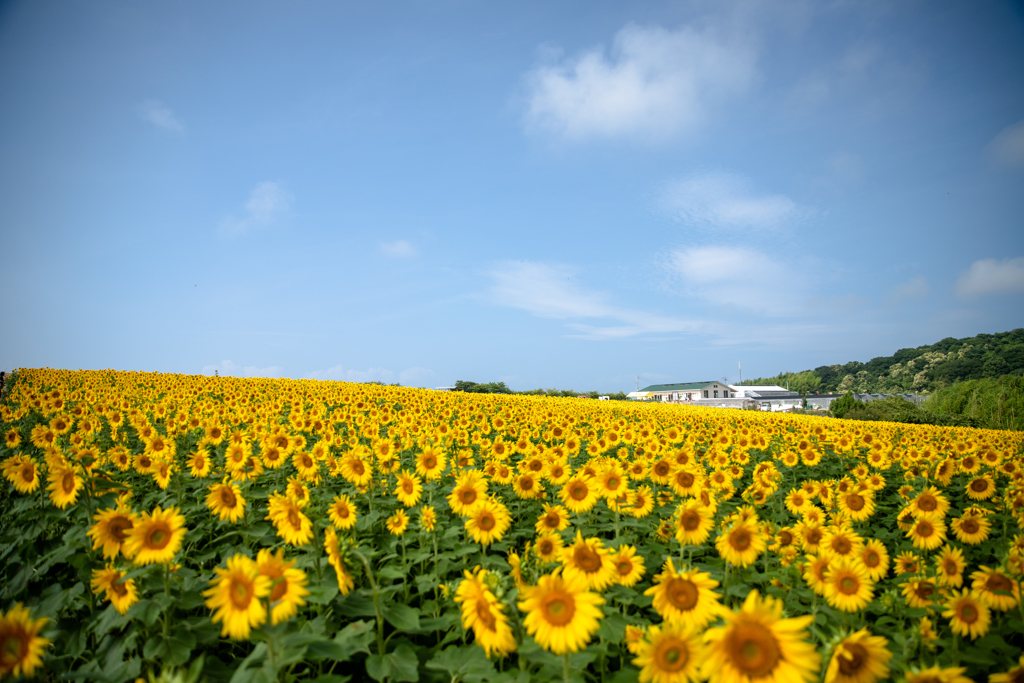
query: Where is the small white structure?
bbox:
[728,385,787,398]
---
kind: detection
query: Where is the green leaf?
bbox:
[597,612,627,643]
[307,574,340,605]
[379,565,406,580]
[336,590,379,617]
[425,645,495,683]
[307,619,376,662]
[384,603,420,631]
[128,598,163,626]
[366,643,419,682]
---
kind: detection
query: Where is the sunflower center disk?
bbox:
[542,593,576,626]
[667,579,699,611]
[231,580,253,609]
[728,623,781,678]
[655,641,689,672]
[575,547,602,573]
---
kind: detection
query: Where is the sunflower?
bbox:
[951,513,991,545]
[260,445,287,470]
[324,527,354,595]
[420,505,436,532]
[339,455,373,487]
[466,499,511,546]
[964,474,996,501]
[292,450,320,479]
[820,527,864,560]
[188,447,213,478]
[900,578,938,609]
[908,487,949,519]
[415,445,447,480]
[609,545,646,587]
[970,566,1020,611]
[824,558,874,613]
[907,516,947,551]
[859,540,889,582]
[123,506,187,565]
[630,486,656,518]
[256,548,309,625]
[90,565,139,615]
[449,470,488,516]
[702,591,820,683]
[990,655,1024,683]
[935,546,966,588]
[518,571,604,655]
[561,531,616,591]
[798,522,825,553]
[329,494,358,530]
[645,559,723,630]
[88,506,138,559]
[836,490,875,522]
[203,554,271,640]
[529,532,563,563]
[454,567,517,658]
[894,551,922,576]
[266,493,313,546]
[535,504,571,534]
[560,474,599,513]
[632,622,704,683]
[823,628,892,683]
[395,469,423,507]
[3,428,21,449]
[0,602,51,678]
[206,482,246,523]
[386,509,410,536]
[941,589,990,640]
[675,501,714,546]
[47,464,84,509]
[2,455,41,494]
[904,666,974,683]
[803,554,832,597]
[716,519,766,568]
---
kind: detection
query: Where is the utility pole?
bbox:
[636,375,639,391]
[739,361,742,384]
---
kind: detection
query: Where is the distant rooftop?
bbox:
[639,381,720,393]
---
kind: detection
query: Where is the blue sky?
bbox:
[1,0,1022,391]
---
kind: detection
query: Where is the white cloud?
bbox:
[399,367,436,387]
[987,119,1024,167]
[488,260,703,339]
[660,172,808,231]
[523,22,755,141]
[956,257,1024,298]
[202,360,282,378]
[381,240,417,258]
[665,246,800,315]
[137,99,184,133]
[220,182,293,236]
[885,276,929,305]
[306,365,436,387]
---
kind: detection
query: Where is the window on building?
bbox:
[714,390,718,398]
[703,390,708,398]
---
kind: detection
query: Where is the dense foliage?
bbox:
[739,328,1024,394]
[2,368,1024,683]
[925,376,1024,432]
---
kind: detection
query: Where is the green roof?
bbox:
[639,381,720,393]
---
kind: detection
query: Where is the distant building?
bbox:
[632,381,734,402]
[728,385,787,398]
[434,386,457,391]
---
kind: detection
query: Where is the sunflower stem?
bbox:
[563,653,571,683]
[952,630,959,666]
[352,550,386,657]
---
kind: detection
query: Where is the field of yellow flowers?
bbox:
[1,368,1023,683]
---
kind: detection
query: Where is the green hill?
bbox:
[740,329,1024,395]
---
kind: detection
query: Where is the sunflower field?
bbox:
[1,368,1024,683]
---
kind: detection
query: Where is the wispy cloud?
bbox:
[306,365,436,387]
[664,246,800,315]
[986,119,1024,167]
[523,22,755,141]
[885,276,929,305]
[220,182,293,236]
[659,172,809,232]
[956,257,1024,298]
[380,240,416,258]
[202,360,282,378]
[488,260,703,339]
[137,99,184,134]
